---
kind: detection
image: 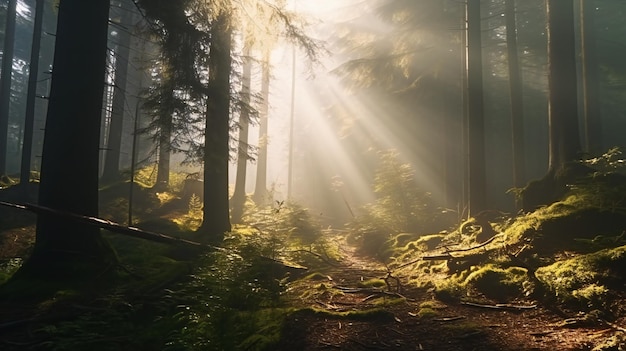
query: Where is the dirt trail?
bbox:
[276,233,619,351]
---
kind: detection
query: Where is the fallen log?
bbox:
[0,201,212,249]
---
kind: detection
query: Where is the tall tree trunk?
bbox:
[20,0,45,188]
[230,45,252,224]
[155,78,174,190]
[466,0,487,216]
[102,1,134,183]
[579,0,602,155]
[546,0,581,172]
[19,0,115,280]
[460,3,469,217]
[253,53,270,205]
[505,0,526,192]
[521,0,584,211]
[199,14,232,239]
[0,0,17,175]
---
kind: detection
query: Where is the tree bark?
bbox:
[230,45,252,223]
[155,77,174,189]
[26,0,116,278]
[252,53,271,206]
[102,0,134,183]
[546,0,581,172]
[505,0,526,193]
[199,13,233,238]
[521,0,586,211]
[0,0,17,175]
[20,0,45,187]
[466,0,487,216]
[579,0,602,155]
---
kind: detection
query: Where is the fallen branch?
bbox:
[289,249,341,267]
[422,254,454,261]
[601,319,626,333]
[445,233,504,254]
[0,201,213,249]
[434,316,466,322]
[333,286,405,300]
[460,301,537,310]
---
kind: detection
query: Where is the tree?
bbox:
[230,45,253,224]
[466,0,487,216]
[252,53,271,205]
[137,0,202,191]
[13,0,116,281]
[101,0,135,183]
[546,0,581,172]
[198,12,233,238]
[505,0,526,193]
[332,0,466,213]
[521,0,585,210]
[0,0,17,176]
[579,0,602,155]
[20,0,45,188]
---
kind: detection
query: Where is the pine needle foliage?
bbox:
[351,150,437,236]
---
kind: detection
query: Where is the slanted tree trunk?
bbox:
[13,0,116,283]
[0,0,17,175]
[253,53,271,205]
[20,0,45,188]
[101,0,134,183]
[579,0,602,155]
[466,0,487,216]
[198,13,232,239]
[230,45,252,224]
[505,0,526,193]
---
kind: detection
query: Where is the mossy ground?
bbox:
[2,166,626,350]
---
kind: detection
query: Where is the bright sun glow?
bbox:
[231,0,452,225]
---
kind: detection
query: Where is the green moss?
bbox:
[434,277,464,302]
[0,258,23,285]
[463,265,528,301]
[297,307,395,321]
[303,272,329,281]
[433,265,529,302]
[416,307,438,318]
[535,245,626,307]
[415,234,446,250]
[358,278,386,288]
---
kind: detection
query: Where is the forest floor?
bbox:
[1,181,626,351]
[273,235,621,351]
[0,227,619,350]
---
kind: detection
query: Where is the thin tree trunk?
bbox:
[199,13,232,239]
[546,0,580,172]
[230,45,252,224]
[466,0,486,216]
[505,0,526,193]
[20,0,45,188]
[155,79,174,189]
[102,1,134,183]
[579,0,602,155]
[0,0,17,175]
[253,52,271,205]
[460,2,469,218]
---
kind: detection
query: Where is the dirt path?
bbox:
[276,234,619,351]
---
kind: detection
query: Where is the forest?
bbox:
[1,0,626,350]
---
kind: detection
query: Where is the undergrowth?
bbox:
[347,150,456,260]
